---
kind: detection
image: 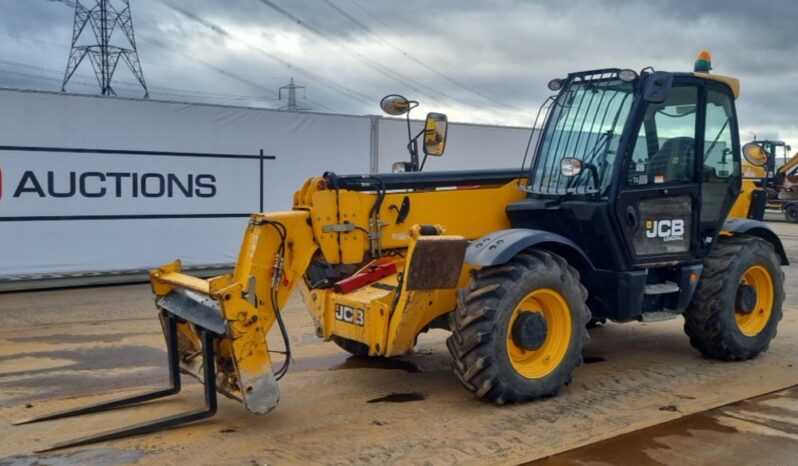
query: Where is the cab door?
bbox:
[615,81,703,265]
[697,82,741,255]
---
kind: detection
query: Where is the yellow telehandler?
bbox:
[18,52,788,451]
[738,139,798,222]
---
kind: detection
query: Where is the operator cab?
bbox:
[511,58,750,321]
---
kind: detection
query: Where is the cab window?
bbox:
[701,87,739,225]
[628,86,698,186]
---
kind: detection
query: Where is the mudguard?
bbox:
[723,218,789,265]
[465,228,594,269]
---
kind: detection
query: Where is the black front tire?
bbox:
[446,249,590,404]
[684,236,784,360]
[784,204,798,223]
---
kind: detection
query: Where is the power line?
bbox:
[0,31,67,49]
[0,29,267,82]
[253,0,456,104]
[0,58,277,104]
[158,0,365,111]
[345,0,512,104]
[137,33,279,98]
[321,0,518,111]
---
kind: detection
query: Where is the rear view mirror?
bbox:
[423,112,448,156]
[380,94,412,115]
[742,142,768,167]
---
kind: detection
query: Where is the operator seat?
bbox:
[647,137,695,183]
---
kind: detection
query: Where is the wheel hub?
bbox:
[736,283,757,315]
[511,311,548,351]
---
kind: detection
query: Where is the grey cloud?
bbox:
[0,0,797,148]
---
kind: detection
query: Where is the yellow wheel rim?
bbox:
[735,265,774,337]
[506,288,572,379]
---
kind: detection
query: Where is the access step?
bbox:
[640,310,680,322]
[644,281,680,295]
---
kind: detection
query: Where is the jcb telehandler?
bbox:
[739,139,798,222]
[18,52,788,451]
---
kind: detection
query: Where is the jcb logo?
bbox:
[334,304,365,326]
[646,219,685,242]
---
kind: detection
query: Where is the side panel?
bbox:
[310,180,526,264]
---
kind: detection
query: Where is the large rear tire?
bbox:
[784,204,798,223]
[684,236,784,360]
[446,249,590,404]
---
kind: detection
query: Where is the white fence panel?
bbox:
[376,117,533,172]
[0,89,371,276]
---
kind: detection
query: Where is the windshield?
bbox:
[526,77,634,196]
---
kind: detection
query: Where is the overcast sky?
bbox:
[1,0,797,150]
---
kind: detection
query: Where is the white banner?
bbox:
[0,89,370,276]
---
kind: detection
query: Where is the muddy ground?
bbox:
[0,219,796,465]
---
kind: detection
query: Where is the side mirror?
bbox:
[380,94,412,116]
[742,142,768,167]
[423,112,448,156]
[560,157,583,177]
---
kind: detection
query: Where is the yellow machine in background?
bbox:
[738,140,798,222]
[18,54,789,452]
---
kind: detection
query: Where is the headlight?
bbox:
[560,157,583,177]
[548,78,564,92]
[618,69,638,82]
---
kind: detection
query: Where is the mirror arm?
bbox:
[406,127,426,172]
[403,110,425,172]
[408,139,419,171]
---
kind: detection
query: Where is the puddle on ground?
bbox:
[367,392,426,403]
[291,354,422,373]
[530,408,739,466]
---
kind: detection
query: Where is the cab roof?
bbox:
[692,72,740,99]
